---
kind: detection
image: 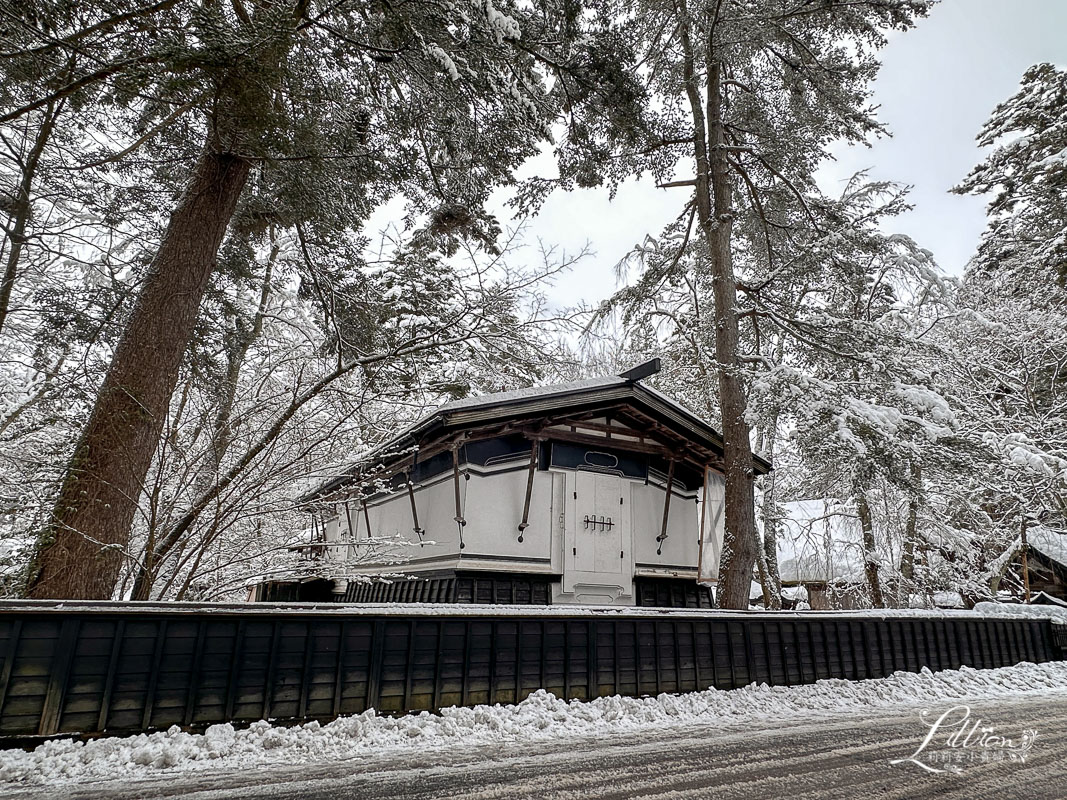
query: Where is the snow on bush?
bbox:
[2,660,1067,786]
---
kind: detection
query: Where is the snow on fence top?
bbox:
[0,599,1063,623]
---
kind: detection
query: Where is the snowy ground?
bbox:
[2,658,1066,795]
[63,694,1065,800]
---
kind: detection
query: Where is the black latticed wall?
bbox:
[0,602,1060,740]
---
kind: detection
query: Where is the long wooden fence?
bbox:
[0,601,1061,740]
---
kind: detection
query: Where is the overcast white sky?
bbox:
[477,0,1067,309]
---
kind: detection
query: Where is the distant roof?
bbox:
[1029,528,1067,567]
[303,371,771,503]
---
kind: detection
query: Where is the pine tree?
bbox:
[544,0,930,606]
[2,0,575,598]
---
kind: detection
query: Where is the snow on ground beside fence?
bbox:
[973,601,1067,622]
[2,660,1066,786]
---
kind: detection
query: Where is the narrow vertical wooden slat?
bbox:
[691,621,702,691]
[1020,621,1035,663]
[836,621,850,679]
[260,621,281,721]
[628,620,640,695]
[672,620,682,691]
[956,621,968,667]
[727,621,738,689]
[298,618,313,721]
[366,618,386,712]
[431,620,445,710]
[613,622,622,695]
[139,619,168,731]
[460,619,472,708]
[515,621,524,702]
[38,618,80,736]
[709,621,724,689]
[587,619,598,699]
[96,619,123,731]
[223,620,246,722]
[652,620,664,694]
[538,620,547,695]
[778,621,791,686]
[561,621,571,700]
[912,620,925,672]
[977,620,992,669]
[332,620,347,717]
[403,619,417,711]
[823,620,834,678]
[742,620,755,686]
[860,621,875,680]
[487,619,499,704]
[849,622,863,679]
[0,619,23,717]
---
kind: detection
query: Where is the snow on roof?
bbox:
[433,375,627,413]
[304,372,749,502]
[1029,527,1067,566]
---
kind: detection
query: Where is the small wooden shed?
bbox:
[254,361,771,607]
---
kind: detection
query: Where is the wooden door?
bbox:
[564,470,629,595]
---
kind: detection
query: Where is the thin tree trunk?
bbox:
[899,463,921,603]
[753,533,771,609]
[760,414,782,609]
[131,241,276,600]
[0,101,61,339]
[855,490,885,608]
[27,149,251,599]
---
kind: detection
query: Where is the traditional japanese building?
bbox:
[253,360,771,607]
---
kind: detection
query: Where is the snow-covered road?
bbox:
[4,659,1066,799]
[12,694,1067,800]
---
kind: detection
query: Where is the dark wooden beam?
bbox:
[362,499,372,539]
[406,475,423,544]
[517,438,539,542]
[657,458,676,555]
[344,502,357,541]
[452,445,466,550]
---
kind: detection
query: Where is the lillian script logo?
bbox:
[890,705,1038,774]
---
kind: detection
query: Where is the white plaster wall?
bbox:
[460,467,555,563]
[630,482,701,570]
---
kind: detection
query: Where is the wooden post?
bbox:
[362,499,372,540]
[452,444,466,549]
[657,458,676,555]
[517,439,539,543]
[406,475,423,544]
[344,502,357,541]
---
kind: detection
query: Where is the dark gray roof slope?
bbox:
[304,375,771,502]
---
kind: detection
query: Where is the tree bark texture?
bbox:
[130,241,275,601]
[694,48,758,610]
[759,415,782,609]
[855,490,885,608]
[27,150,250,599]
[672,2,758,608]
[899,462,922,598]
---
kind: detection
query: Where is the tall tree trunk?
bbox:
[27,150,250,599]
[855,490,885,608]
[675,12,757,608]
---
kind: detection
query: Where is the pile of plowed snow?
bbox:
[3,659,1066,785]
